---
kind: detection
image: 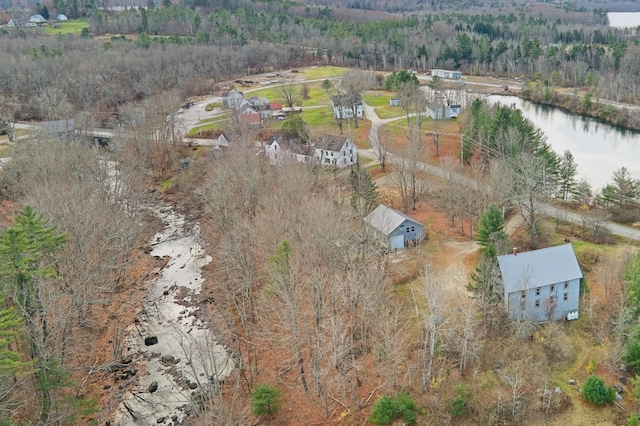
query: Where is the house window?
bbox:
[564,292,568,301]
[535,288,540,296]
[411,226,415,232]
[564,281,569,289]
[406,228,409,233]
[550,285,555,292]
[521,292,526,299]
[535,299,540,307]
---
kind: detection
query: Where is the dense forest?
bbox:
[2,0,640,126]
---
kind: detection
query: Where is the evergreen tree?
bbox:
[557,150,578,201]
[383,70,419,91]
[251,384,282,416]
[612,166,637,205]
[0,304,29,425]
[0,206,67,424]
[349,163,378,217]
[476,205,508,258]
[281,114,309,143]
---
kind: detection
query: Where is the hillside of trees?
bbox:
[3,0,640,128]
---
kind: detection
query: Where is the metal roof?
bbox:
[497,243,583,293]
[364,204,421,236]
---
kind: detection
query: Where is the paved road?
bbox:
[363,103,640,243]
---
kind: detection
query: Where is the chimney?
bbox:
[513,247,518,256]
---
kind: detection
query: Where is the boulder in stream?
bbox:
[144,336,159,346]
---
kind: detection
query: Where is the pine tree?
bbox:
[557,150,578,201]
[0,205,67,424]
[476,205,508,258]
[0,304,30,425]
[349,163,378,217]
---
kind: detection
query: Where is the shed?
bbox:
[56,13,68,21]
[364,204,424,251]
[497,244,583,322]
[430,69,462,79]
[426,102,452,119]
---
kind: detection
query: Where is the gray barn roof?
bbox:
[497,243,583,293]
[364,204,421,236]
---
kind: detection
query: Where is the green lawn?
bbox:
[196,115,229,125]
[295,66,348,80]
[301,107,334,126]
[246,84,333,107]
[187,119,227,136]
[363,92,393,107]
[43,19,89,36]
[363,91,406,119]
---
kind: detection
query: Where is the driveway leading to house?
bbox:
[362,101,640,243]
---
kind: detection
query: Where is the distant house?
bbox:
[222,88,247,110]
[332,94,363,119]
[426,102,452,119]
[213,133,229,150]
[248,96,270,110]
[41,119,75,140]
[364,204,424,251]
[313,135,358,168]
[430,69,462,80]
[497,244,583,322]
[265,134,357,168]
[265,136,314,166]
[389,98,402,106]
[6,19,16,26]
[449,104,462,117]
[29,14,45,23]
[56,13,68,21]
[238,105,261,127]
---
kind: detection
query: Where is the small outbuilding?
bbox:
[497,243,583,322]
[430,69,462,80]
[364,204,424,251]
[56,13,68,21]
[29,14,45,23]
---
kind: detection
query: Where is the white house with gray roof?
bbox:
[364,204,424,251]
[497,243,582,322]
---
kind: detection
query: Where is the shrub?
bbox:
[368,394,418,425]
[368,396,396,425]
[449,383,472,417]
[251,384,282,416]
[582,375,615,405]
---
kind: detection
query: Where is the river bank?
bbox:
[519,85,640,132]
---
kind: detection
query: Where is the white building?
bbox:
[430,69,462,80]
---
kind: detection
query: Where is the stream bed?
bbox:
[114,205,234,425]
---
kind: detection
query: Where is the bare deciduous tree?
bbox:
[275,79,301,109]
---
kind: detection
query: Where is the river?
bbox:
[486,95,640,191]
[114,205,235,425]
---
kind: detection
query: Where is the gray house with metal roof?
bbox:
[497,243,582,322]
[364,204,424,251]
